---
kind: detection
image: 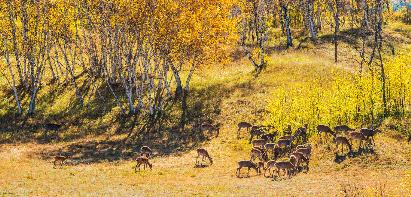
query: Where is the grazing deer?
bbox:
[196,148,213,166]
[334,136,352,155]
[250,147,269,162]
[134,156,152,172]
[53,155,69,168]
[360,128,381,146]
[200,123,220,137]
[348,131,366,151]
[251,139,267,148]
[274,161,296,178]
[236,160,263,177]
[317,124,335,143]
[290,152,309,172]
[249,127,265,143]
[237,122,252,138]
[334,125,355,133]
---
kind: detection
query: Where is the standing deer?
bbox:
[237,122,252,138]
[348,132,366,151]
[53,155,69,168]
[294,124,308,143]
[250,147,269,162]
[317,124,335,143]
[274,161,296,179]
[134,156,152,172]
[334,136,352,155]
[236,160,263,177]
[249,127,265,143]
[290,152,309,172]
[294,146,312,160]
[261,132,277,142]
[264,160,277,178]
[251,139,267,148]
[44,123,63,140]
[196,148,213,166]
[360,128,381,146]
[334,125,355,133]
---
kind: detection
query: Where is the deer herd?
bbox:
[51,121,383,181]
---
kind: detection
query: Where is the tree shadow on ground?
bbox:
[334,144,377,164]
[36,81,246,164]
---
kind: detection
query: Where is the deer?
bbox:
[196,148,213,166]
[317,124,335,143]
[264,160,277,178]
[249,127,265,143]
[290,152,309,172]
[294,124,308,143]
[274,161,296,179]
[334,125,355,133]
[360,128,381,146]
[261,132,277,142]
[250,147,269,162]
[134,156,152,172]
[236,160,264,178]
[348,131,366,151]
[237,122,252,138]
[53,155,69,168]
[251,139,267,148]
[139,146,153,158]
[276,138,293,156]
[294,146,311,160]
[200,123,220,137]
[334,136,352,155]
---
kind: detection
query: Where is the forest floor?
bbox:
[1,22,411,196]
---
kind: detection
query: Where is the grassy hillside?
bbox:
[1,21,411,196]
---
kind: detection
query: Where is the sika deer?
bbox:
[274,161,296,178]
[276,138,293,156]
[290,152,309,172]
[264,160,277,178]
[294,146,311,160]
[261,132,277,142]
[334,125,355,133]
[53,155,69,168]
[334,136,352,155]
[134,156,152,172]
[294,124,308,143]
[249,127,265,143]
[250,147,269,162]
[252,139,267,148]
[236,160,263,177]
[196,148,213,166]
[237,122,252,138]
[317,124,335,143]
[360,128,381,146]
[348,131,366,151]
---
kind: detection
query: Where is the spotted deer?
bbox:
[334,136,352,155]
[236,160,264,177]
[237,122,252,138]
[134,156,152,171]
[196,148,213,165]
[53,155,69,168]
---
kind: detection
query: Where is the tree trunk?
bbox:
[282,5,293,48]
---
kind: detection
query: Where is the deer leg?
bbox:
[237,128,241,139]
[236,167,241,178]
[247,167,251,177]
